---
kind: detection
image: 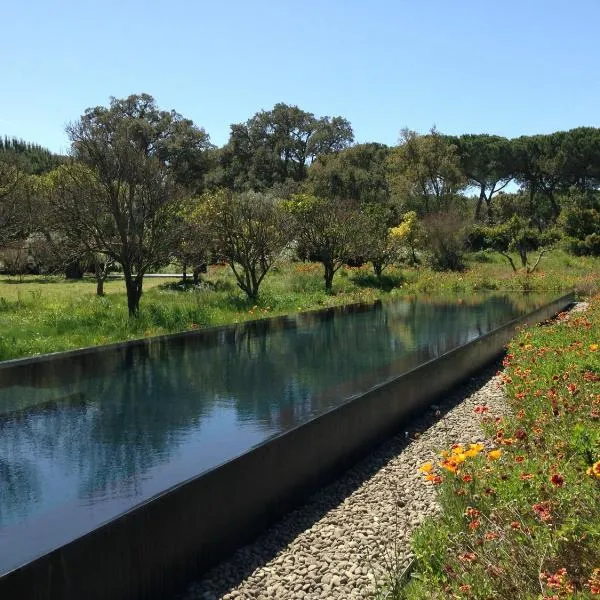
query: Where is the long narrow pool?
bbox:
[0,293,551,575]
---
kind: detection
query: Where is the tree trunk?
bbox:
[474,188,485,221]
[411,245,418,265]
[518,247,528,268]
[95,262,106,296]
[373,261,383,280]
[323,260,334,292]
[484,196,494,224]
[124,268,143,317]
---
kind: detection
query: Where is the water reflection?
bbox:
[0,293,549,573]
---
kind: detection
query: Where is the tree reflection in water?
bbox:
[0,293,548,537]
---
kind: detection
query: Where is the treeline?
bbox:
[0,137,64,175]
[1,93,599,315]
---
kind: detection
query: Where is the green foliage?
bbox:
[215,103,354,191]
[286,193,368,291]
[0,137,64,175]
[193,189,292,300]
[306,142,391,206]
[388,128,466,216]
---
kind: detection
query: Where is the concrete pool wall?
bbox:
[0,293,574,600]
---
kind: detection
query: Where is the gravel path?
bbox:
[174,363,510,600]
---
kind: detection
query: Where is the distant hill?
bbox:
[0,136,66,175]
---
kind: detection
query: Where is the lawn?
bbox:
[0,250,599,361]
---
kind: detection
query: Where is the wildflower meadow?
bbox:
[402,298,600,599]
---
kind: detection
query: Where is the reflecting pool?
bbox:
[0,293,550,573]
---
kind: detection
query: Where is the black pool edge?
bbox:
[0,292,575,600]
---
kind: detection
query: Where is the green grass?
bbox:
[1,251,600,361]
[390,295,600,599]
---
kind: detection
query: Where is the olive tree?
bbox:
[196,190,292,300]
[286,194,366,291]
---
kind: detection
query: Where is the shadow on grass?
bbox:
[0,276,66,285]
[351,271,404,292]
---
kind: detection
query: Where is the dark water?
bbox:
[0,293,549,573]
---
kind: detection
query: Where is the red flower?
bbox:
[550,473,564,487]
[533,501,552,521]
[462,474,473,483]
[468,519,480,530]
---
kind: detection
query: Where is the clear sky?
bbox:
[1,0,599,154]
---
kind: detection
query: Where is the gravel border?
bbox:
[174,303,586,600]
[173,364,507,600]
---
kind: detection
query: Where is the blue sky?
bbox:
[1,0,598,154]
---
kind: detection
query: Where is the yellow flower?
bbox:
[454,453,468,464]
[487,449,502,461]
[418,462,434,474]
[590,344,598,352]
[451,445,465,456]
[586,461,600,479]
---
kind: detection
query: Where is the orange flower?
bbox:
[586,568,600,595]
[441,459,459,473]
[487,449,502,461]
[590,344,598,352]
[458,552,477,563]
[520,473,534,480]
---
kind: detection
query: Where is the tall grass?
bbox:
[0,251,599,361]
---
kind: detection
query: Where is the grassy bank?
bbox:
[397,297,600,599]
[0,251,599,361]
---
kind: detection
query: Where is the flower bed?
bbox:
[400,299,600,599]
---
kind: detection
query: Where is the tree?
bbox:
[388,128,466,216]
[513,132,567,225]
[286,194,366,291]
[196,190,292,300]
[454,134,515,222]
[217,103,354,191]
[421,211,468,271]
[360,204,402,282]
[66,94,206,315]
[0,137,64,175]
[559,188,600,255]
[307,142,391,207]
[478,215,557,273]
[0,154,30,247]
[388,210,422,266]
